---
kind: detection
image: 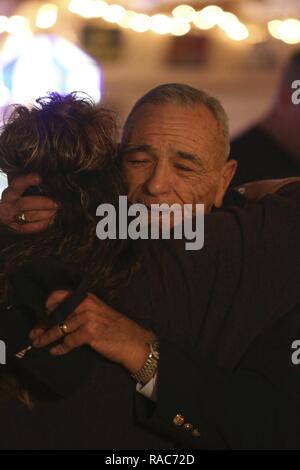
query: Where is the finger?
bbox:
[7,220,54,234]
[59,312,86,332]
[33,324,65,348]
[50,328,91,355]
[29,326,46,341]
[46,290,72,313]
[14,210,56,223]
[3,174,41,201]
[46,292,100,317]
[33,313,87,348]
[0,202,17,224]
[32,316,85,348]
[18,196,58,212]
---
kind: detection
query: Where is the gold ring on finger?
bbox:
[58,322,69,336]
[15,212,27,224]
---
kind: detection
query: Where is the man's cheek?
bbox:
[126,179,144,202]
[190,188,215,213]
[123,170,137,192]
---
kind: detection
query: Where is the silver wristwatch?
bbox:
[131,340,160,386]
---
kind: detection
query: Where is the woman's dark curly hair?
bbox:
[0,92,140,405]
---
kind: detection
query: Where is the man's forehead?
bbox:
[129,103,218,136]
[127,102,220,152]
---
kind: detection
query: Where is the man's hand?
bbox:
[0,173,58,233]
[29,291,156,375]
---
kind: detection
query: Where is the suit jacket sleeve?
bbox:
[135,305,300,449]
[135,183,300,449]
[143,183,300,360]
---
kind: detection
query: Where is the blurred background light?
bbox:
[102,4,126,24]
[117,10,136,28]
[0,34,102,106]
[170,17,191,36]
[218,12,240,31]
[268,18,300,44]
[36,3,58,29]
[268,19,283,39]
[0,174,7,198]
[225,22,249,41]
[1,27,33,62]
[172,5,195,23]
[6,15,28,34]
[217,11,249,41]
[150,14,171,35]
[64,0,300,43]
[0,15,9,34]
[278,18,300,44]
[69,0,108,19]
[128,13,150,33]
[193,5,224,30]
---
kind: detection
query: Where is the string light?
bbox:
[36,4,58,29]
[278,18,300,45]
[102,4,126,24]
[1,2,298,45]
[268,18,300,44]
[268,20,282,40]
[69,0,108,19]
[128,13,150,33]
[66,1,254,42]
[117,10,136,29]
[193,5,223,30]
[149,14,171,35]
[225,22,249,41]
[170,18,191,36]
[172,5,195,23]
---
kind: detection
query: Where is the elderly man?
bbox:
[1,84,300,450]
[0,84,237,230]
[119,84,237,215]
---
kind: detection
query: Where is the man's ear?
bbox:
[214,159,237,208]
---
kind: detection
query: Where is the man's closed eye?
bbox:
[127,159,151,165]
[175,164,193,172]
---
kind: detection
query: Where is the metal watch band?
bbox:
[131,340,160,386]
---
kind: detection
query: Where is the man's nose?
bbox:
[144,162,171,196]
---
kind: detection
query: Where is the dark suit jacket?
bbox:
[1,184,300,449]
[134,183,300,449]
[136,309,300,449]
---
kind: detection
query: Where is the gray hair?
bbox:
[122,83,230,162]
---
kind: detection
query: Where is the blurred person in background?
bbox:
[231,51,300,186]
